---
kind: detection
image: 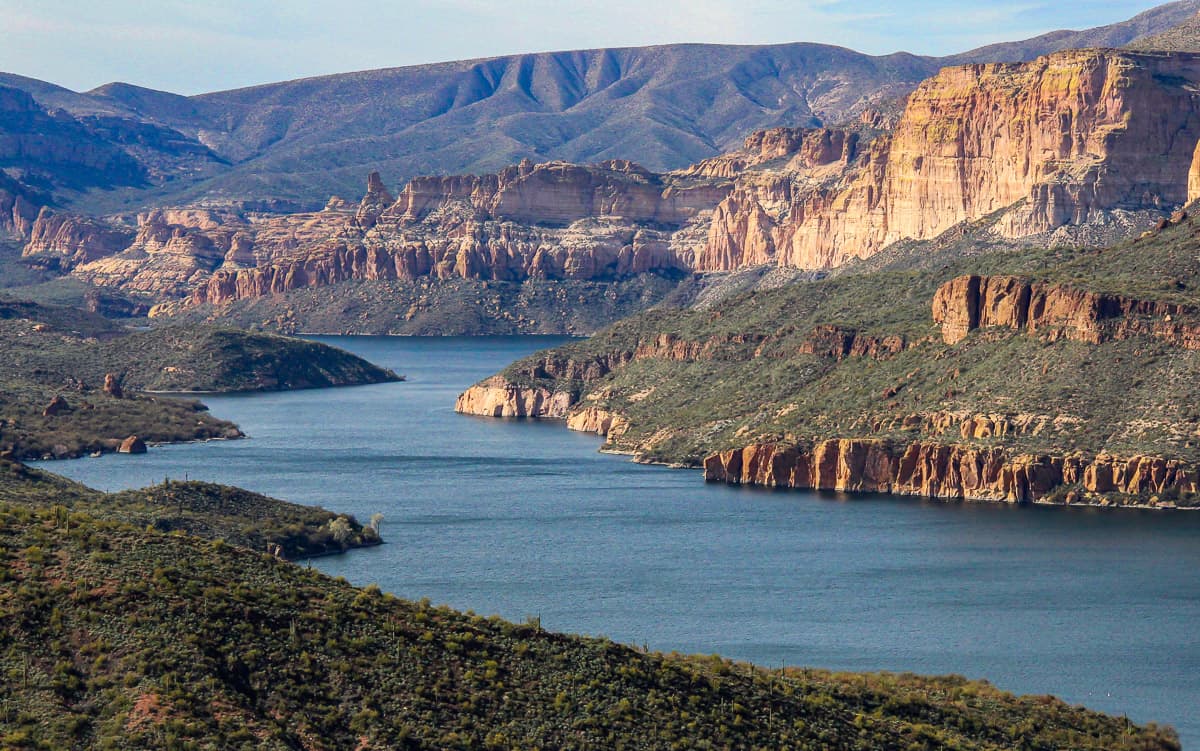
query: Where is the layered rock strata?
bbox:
[14,50,1200,315]
[703,440,1197,503]
[455,324,909,419]
[453,376,575,418]
[933,274,1200,347]
[690,49,1200,271]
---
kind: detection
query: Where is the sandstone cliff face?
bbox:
[932,274,1200,348]
[393,159,726,227]
[453,376,574,418]
[0,184,39,239]
[37,50,1200,309]
[130,161,728,306]
[697,49,1200,272]
[703,440,1198,503]
[566,407,628,440]
[21,209,135,269]
[70,210,240,295]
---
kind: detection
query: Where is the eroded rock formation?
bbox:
[932,274,1200,347]
[16,49,1200,315]
[706,50,1200,270]
[22,209,136,270]
[703,440,1198,503]
[453,376,575,418]
[118,435,148,454]
[566,407,628,440]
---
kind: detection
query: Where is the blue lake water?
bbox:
[39,335,1200,745]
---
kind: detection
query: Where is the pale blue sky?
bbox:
[0,0,1172,94]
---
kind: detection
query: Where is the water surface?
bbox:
[42,335,1200,745]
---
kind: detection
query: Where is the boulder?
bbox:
[103,373,124,399]
[118,435,147,454]
[42,395,69,417]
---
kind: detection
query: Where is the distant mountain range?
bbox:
[1,0,1199,215]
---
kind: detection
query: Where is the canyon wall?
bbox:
[702,49,1200,271]
[932,274,1200,348]
[703,440,1198,504]
[17,50,1200,312]
[82,160,730,307]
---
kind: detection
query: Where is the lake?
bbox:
[39,335,1200,745]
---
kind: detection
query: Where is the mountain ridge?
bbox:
[2,1,1199,212]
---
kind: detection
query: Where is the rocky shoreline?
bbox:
[456,380,1199,510]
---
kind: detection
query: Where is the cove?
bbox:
[38,335,1200,745]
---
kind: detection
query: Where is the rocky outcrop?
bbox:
[698,49,1200,272]
[118,435,148,454]
[137,161,729,307]
[796,326,906,359]
[356,172,394,229]
[888,411,1051,440]
[42,395,70,417]
[454,376,575,418]
[703,440,1199,503]
[391,159,727,226]
[0,181,40,239]
[566,407,628,440]
[103,373,124,399]
[932,274,1200,348]
[22,209,135,270]
[681,127,859,179]
[71,209,245,295]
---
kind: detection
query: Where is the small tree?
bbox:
[327,516,353,545]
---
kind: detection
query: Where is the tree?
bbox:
[327,516,353,545]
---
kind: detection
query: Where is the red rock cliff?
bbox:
[699,49,1200,271]
[45,50,1200,307]
[703,440,1198,503]
[932,274,1200,348]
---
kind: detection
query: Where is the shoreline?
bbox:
[141,375,404,396]
[497,414,1200,513]
[290,538,385,563]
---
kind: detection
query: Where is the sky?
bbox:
[0,0,1176,95]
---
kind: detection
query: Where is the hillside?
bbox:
[0,470,1178,749]
[1128,10,1200,49]
[0,298,400,458]
[0,1,1197,213]
[457,208,1200,507]
[0,300,400,392]
[0,460,379,559]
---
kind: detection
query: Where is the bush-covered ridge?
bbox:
[0,298,401,458]
[0,307,401,393]
[0,381,241,461]
[0,460,379,560]
[0,491,1179,750]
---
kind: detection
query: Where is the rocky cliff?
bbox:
[29,49,1200,318]
[0,182,39,240]
[21,209,136,270]
[66,160,730,309]
[703,440,1197,505]
[702,49,1200,271]
[932,273,1200,348]
[454,375,575,418]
